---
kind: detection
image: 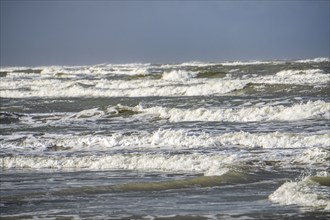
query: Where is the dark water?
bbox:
[1,58,329,219]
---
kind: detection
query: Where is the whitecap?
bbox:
[162,70,198,81]
[0,153,239,176]
[137,101,330,122]
[269,172,330,211]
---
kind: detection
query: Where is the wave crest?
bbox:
[269,172,330,211]
[137,101,330,122]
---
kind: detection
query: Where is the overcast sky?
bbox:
[1,1,329,66]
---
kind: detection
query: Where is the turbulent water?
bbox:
[0,58,329,219]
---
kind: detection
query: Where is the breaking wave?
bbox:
[0,78,249,98]
[162,70,198,81]
[0,153,239,176]
[269,172,330,211]
[137,101,330,122]
[1,58,329,98]
[2,130,329,153]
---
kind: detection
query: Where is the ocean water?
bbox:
[0,58,329,219]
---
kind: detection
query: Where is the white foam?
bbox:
[292,147,330,165]
[65,108,106,120]
[5,72,41,78]
[219,132,330,149]
[1,128,328,175]
[91,63,152,76]
[179,61,219,67]
[0,129,218,154]
[221,60,280,66]
[215,57,329,66]
[2,129,328,155]
[258,69,330,85]
[0,78,248,98]
[269,172,330,210]
[108,66,151,76]
[162,70,198,81]
[276,69,325,77]
[294,57,330,63]
[2,62,329,98]
[0,153,237,176]
[0,66,35,72]
[137,101,330,122]
[40,66,68,75]
[39,65,104,77]
[3,63,151,77]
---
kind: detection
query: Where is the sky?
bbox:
[1,1,329,66]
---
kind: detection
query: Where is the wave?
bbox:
[2,146,327,174]
[38,63,152,76]
[1,58,329,98]
[294,57,330,63]
[1,63,153,78]
[1,69,327,98]
[137,101,330,122]
[2,130,329,169]
[1,57,328,81]
[178,57,329,66]
[0,78,249,98]
[2,128,328,175]
[162,70,198,81]
[292,147,330,165]
[219,132,330,149]
[0,154,238,176]
[1,57,328,71]
[261,69,330,85]
[222,60,281,66]
[269,172,330,211]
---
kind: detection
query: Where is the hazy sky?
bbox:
[1,1,329,66]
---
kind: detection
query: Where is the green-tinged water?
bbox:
[0,169,316,220]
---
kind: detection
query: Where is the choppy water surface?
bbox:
[1,58,329,219]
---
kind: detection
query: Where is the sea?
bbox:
[0,58,329,220]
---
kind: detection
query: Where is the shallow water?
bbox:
[1,58,329,219]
